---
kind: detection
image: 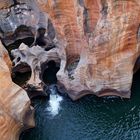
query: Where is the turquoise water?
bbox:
[20,71,140,140]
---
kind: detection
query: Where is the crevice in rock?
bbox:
[7,37,34,51]
[132,57,140,94]
[35,27,47,47]
[41,60,60,85]
[47,19,56,40]
[66,56,80,80]
[133,56,140,74]
[12,63,31,86]
[101,0,108,17]
[78,0,90,35]
[35,26,55,49]
[137,25,140,42]
[78,0,84,7]
[83,7,90,34]
[1,25,35,55]
[131,55,140,96]
[3,36,34,62]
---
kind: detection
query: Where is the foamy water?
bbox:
[21,70,140,140]
[46,86,63,116]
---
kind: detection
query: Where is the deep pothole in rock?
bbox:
[12,63,32,86]
[41,60,60,85]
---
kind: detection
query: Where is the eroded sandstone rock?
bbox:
[11,43,61,89]
[1,0,140,101]
[0,41,34,140]
[36,0,140,100]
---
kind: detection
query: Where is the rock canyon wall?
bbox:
[36,0,140,100]
[1,2,140,139]
[1,0,140,139]
[1,0,140,100]
[0,41,34,140]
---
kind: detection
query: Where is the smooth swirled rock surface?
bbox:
[36,0,140,100]
[0,41,34,140]
[1,0,140,101]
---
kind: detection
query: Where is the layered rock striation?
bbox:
[0,41,34,140]
[36,0,140,100]
[1,0,140,103]
[1,0,140,139]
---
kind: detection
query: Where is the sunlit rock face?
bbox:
[0,41,34,140]
[36,0,140,100]
[1,0,140,100]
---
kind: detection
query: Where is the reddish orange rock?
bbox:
[36,0,140,100]
[0,41,35,140]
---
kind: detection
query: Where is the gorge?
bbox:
[1,0,140,140]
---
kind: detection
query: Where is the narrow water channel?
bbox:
[20,70,140,140]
